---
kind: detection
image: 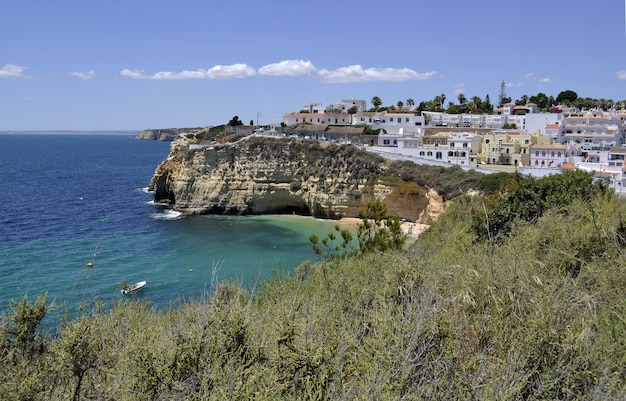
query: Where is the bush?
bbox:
[472,170,611,243]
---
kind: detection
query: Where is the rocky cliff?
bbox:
[136,128,204,141]
[150,136,434,221]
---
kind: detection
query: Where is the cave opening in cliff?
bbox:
[281,205,311,216]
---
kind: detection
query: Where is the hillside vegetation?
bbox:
[2,171,626,400]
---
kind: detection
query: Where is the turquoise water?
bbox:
[0,133,340,323]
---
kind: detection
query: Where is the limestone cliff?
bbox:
[136,127,203,141]
[150,136,432,221]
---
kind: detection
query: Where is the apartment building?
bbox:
[554,112,625,151]
[394,131,481,166]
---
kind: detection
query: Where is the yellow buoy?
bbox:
[189,268,193,272]
[87,262,94,268]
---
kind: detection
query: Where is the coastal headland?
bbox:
[149,132,445,225]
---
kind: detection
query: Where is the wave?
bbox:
[151,209,183,220]
[138,186,153,194]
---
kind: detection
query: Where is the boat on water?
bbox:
[121,280,146,295]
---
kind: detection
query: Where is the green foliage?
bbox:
[556,89,578,105]
[357,201,407,253]
[227,115,243,126]
[387,161,512,200]
[5,185,626,399]
[371,96,382,110]
[309,225,356,260]
[311,202,407,258]
[472,170,611,244]
[1,293,51,357]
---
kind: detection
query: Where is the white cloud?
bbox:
[258,59,317,77]
[454,83,465,94]
[539,77,552,84]
[524,73,536,80]
[119,60,437,84]
[120,64,256,80]
[206,64,257,80]
[317,65,437,83]
[69,70,96,80]
[616,70,626,80]
[0,64,27,78]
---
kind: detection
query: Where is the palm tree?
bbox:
[458,93,467,104]
[371,96,382,111]
[406,98,415,107]
[471,96,481,112]
[433,96,442,111]
[440,93,446,109]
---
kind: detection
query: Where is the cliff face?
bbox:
[150,137,433,221]
[136,128,203,141]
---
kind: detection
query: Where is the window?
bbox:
[551,152,555,157]
[436,152,442,160]
[486,139,490,144]
[542,151,546,157]
[406,118,410,123]
[390,118,394,122]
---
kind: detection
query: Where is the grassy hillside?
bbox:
[2,171,625,400]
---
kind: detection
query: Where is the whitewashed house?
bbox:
[394,131,481,165]
[529,144,568,168]
[353,111,424,136]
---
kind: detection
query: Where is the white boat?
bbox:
[121,280,146,295]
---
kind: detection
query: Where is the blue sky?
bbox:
[1,0,625,130]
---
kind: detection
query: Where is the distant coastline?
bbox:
[0,130,141,135]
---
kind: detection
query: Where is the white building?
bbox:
[326,99,367,113]
[393,131,481,166]
[529,144,568,168]
[555,114,624,151]
[282,112,351,126]
[353,111,425,135]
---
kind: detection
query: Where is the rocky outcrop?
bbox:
[136,128,204,141]
[150,136,435,221]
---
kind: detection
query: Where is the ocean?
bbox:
[0,133,342,324]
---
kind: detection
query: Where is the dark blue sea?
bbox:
[0,133,340,324]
